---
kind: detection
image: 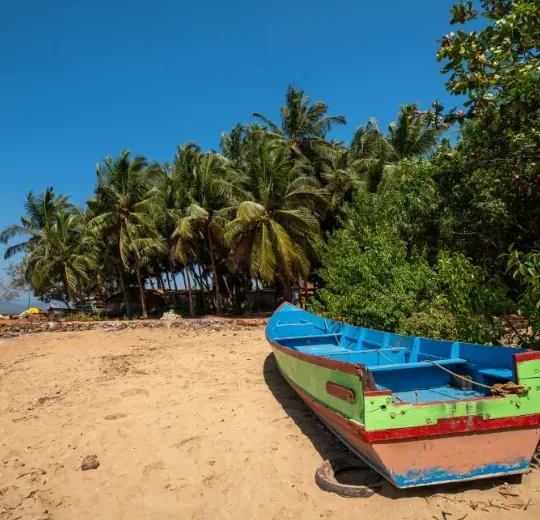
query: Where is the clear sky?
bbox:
[0,0,459,275]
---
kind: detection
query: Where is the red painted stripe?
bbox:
[364,390,392,397]
[514,351,540,363]
[359,414,540,442]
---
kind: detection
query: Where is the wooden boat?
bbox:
[266,303,540,488]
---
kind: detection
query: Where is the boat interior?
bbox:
[270,308,528,404]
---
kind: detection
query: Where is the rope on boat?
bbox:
[424,361,530,395]
[323,319,341,346]
[373,349,530,396]
[376,348,400,365]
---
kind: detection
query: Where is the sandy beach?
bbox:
[1,326,539,520]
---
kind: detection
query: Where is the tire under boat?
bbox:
[265,303,540,488]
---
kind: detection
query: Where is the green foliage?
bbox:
[436,1,539,249]
[313,168,514,345]
[311,188,440,332]
[28,211,98,305]
[436,252,485,313]
[503,246,540,348]
[505,247,540,309]
[439,0,540,134]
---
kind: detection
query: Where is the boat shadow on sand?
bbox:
[263,352,523,501]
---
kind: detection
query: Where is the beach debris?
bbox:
[532,442,540,469]
[315,457,383,498]
[0,315,268,339]
[81,455,100,471]
[160,310,183,322]
[36,394,60,406]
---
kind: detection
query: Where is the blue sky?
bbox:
[0,0,459,281]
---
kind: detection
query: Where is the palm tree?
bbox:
[153,153,200,317]
[0,187,72,259]
[225,140,326,299]
[220,123,249,169]
[182,152,244,314]
[253,85,346,162]
[386,104,446,162]
[322,150,369,211]
[171,217,197,316]
[166,142,205,316]
[348,105,446,193]
[28,211,98,305]
[88,150,165,318]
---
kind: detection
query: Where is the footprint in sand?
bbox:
[120,388,149,397]
[171,435,201,449]
[104,413,127,420]
[143,459,165,475]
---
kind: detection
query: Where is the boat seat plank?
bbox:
[274,333,342,342]
[393,386,484,404]
[362,339,384,349]
[478,368,513,380]
[275,322,314,327]
[323,347,407,357]
[295,344,351,355]
[369,358,467,372]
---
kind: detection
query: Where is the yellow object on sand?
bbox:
[26,307,46,314]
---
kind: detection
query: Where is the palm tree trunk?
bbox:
[136,264,147,319]
[170,266,178,310]
[303,275,309,305]
[62,280,73,309]
[256,278,261,313]
[163,269,172,310]
[281,277,293,303]
[148,277,156,290]
[206,228,222,315]
[194,244,207,313]
[156,274,164,292]
[76,278,85,312]
[118,267,132,318]
[223,276,233,308]
[190,266,205,313]
[185,267,196,317]
[62,265,74,308]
